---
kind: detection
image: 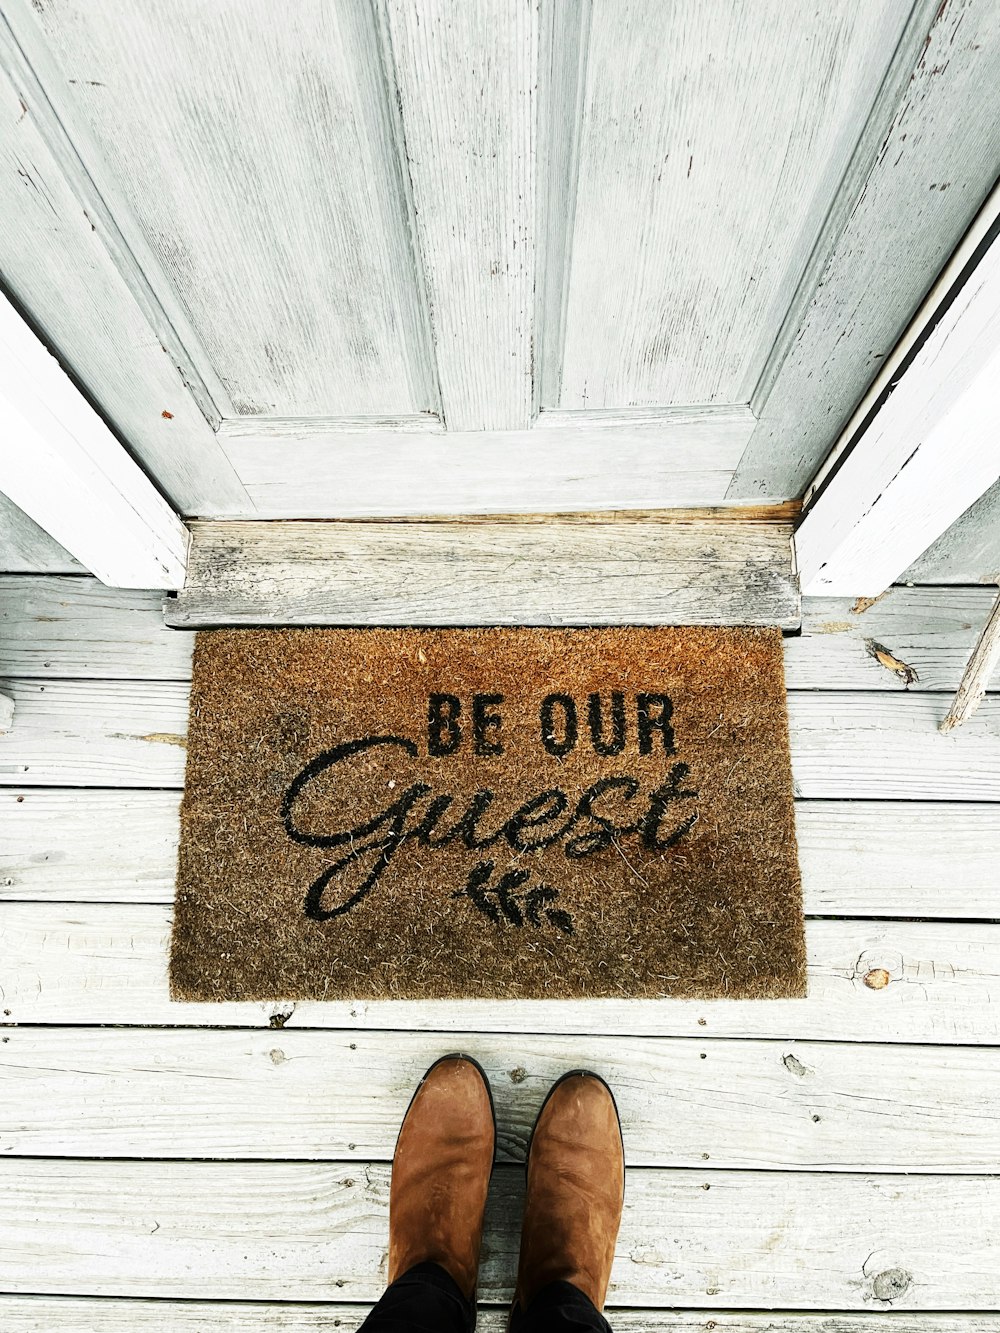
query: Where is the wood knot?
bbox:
[872,1267,912,1302]
[864,968,891,990]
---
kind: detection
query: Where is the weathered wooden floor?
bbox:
[2,574,1000,1329]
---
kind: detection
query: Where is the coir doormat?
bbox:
[170,628,805,1002]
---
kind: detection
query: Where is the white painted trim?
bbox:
[795,211,1000,597]
[0,293,188,588]
[802,179,1000,509]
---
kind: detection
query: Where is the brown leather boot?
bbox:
[387,1054,496,1302]
[513,1070,624,1316]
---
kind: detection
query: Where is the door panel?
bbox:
[24,0,436,419]
[1,0,997,516]
[555,0,907,410]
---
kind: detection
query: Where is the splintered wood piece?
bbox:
[940,590,1000,733]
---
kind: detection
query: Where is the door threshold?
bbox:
[164,517,800,629]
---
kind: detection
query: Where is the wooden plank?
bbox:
[0,680,188,788]
[4,1027,999,1171]
[1,1159,996,1307]
[0,577,192,680]
[7,576,1000,693]
[793,801,1000,919]
[12,0,436,419]
[7,677,999,801]
[785,587,1000,693]
[730,0,1000,500]
[5,904,1000,1044]
[378,0,535,430]
[0,494,82,575]
[5,790,999,921]
[556,0,907,410]
[0,15,249,514]
[0,790,181,901]
[794,219,1000,596]
[904,477,1000,585]
[218,407,754,516]
[165,518,799,628]
[787,692,1000,801]
[0,1302,987,1333]
[0,293,188,589]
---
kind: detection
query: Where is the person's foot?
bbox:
[388,1054,496,1301]
[513,1071,624,1313]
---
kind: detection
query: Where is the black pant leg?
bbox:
[357,1261,475,1333]
[509,1279,613,1332]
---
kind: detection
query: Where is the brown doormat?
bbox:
[170,628,805,1002]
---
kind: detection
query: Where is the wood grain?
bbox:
[0,789,182,901]
[731,0,1000,499]
[940,592,1000,732]
[5,904,1000,1044]
[557,0,905,409]
[0,1159,995,1307]
[379,0,535,429]
[218,406,755,516]
[14,0,435,419]
[786,587,1000,693]
[0,495,82,575]
[165,518,799,628]
[4,1026,999,1171]
[0,1300,987,1333]
[787,692,1000,800]
[904,478,1000,585]
[5,681,1000,797]
[10,578,999,693]
[0,577,191,680]
[5,789,1000,921]
[0,680,189,788]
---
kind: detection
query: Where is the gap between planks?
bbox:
[0,1303,988,1333]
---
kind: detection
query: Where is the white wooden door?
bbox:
[1,0,997,518]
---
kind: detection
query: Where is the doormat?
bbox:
[170,628,805,1002]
